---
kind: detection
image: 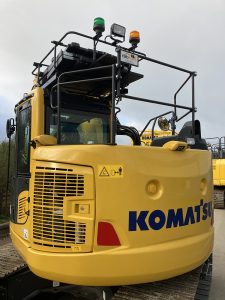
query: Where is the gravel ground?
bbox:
[209,209,225,300]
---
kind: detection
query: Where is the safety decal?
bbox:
[98,165,123,178]
[23,228,29,240]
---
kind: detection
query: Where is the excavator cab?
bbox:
[7,19,213,295]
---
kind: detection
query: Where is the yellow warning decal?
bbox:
[98,165,124,178]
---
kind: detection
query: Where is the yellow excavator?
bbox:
[1,18,213,299]
[141,129,172,146]
[207,137,225,208]
[140,117,185,147]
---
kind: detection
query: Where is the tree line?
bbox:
[0,139,15,216]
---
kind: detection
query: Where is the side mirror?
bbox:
[6,118,16,138]
[158,117,170,131]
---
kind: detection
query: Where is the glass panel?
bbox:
[17,107,31,174]
[46,107,109,145]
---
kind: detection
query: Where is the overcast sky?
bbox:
[0,0,225,140]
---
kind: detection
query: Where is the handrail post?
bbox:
[111,65,116,145]
[192,74,196,137]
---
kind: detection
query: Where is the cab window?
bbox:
[17,106,31,174]
[46,107,110,145]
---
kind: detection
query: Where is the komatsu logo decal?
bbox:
[129,200,212,231]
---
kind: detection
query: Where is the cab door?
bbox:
[11,102,31,223]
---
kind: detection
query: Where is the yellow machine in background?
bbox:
[5,18,213,299]
[141,129,172,146]
[208,137,225,208]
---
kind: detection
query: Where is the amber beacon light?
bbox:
[129,30,140,48]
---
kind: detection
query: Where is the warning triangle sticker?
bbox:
[99,166,110,177]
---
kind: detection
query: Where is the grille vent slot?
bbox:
[18,197,27,220]
[33,166,86,249]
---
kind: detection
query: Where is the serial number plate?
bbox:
[121,50,139,66]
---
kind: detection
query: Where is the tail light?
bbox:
[97,222,121,246]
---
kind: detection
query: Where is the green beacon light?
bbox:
[93,17,105,36]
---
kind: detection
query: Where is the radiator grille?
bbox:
[33,166,86,249]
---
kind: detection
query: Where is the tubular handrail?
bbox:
[34,30,197,143]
